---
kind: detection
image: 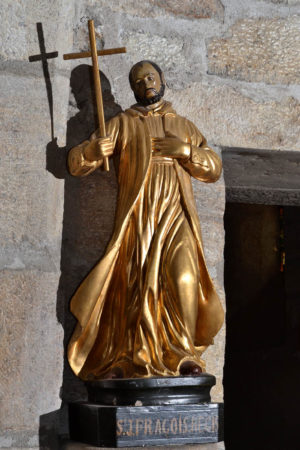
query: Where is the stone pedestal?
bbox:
[69,376,224,448]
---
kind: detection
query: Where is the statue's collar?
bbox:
[128,100,176,117]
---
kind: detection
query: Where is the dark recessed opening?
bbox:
[224,203,300,450]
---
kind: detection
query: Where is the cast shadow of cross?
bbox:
[46,64,122,424]
[28,22,58,140]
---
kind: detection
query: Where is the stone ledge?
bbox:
[223,147,300,205]
[226,186,300,206]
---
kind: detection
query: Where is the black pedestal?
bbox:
[69,375,224,447]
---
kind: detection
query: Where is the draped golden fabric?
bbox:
[67,101,224,379]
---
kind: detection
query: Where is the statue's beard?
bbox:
[134,84,165,106]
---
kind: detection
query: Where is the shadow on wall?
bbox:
[39,410,61,449]
[41,64,122,446]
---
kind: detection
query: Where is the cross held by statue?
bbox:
[63,20,126,172]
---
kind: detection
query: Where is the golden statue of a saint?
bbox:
[67,61,224,380]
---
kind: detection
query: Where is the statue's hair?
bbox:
[129,60,164,88]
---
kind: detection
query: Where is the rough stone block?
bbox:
[266,0,300,4]
[1,0,73,62]
[207,16,300,84]
[189,175,226,402]
[93,0,224,20]
[193,180,225,216]
[1,73,50,165]
[150,0,224,20]
[0,270,63,435]
[201,219,225,270]
[167,83,300,150]
[70,15,203,93]
[1,70,70,165]
[206,339,225,401]
[0,166,63,271]
[192,177,225,403]
[121,30,184,74]
[70,3,208,97]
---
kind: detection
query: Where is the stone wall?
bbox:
[1,1,74,448]
[0,0,299,448]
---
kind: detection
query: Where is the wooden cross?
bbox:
[29,22,58,140]
[63,20,126,172]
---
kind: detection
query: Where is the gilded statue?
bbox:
[67,60,224,380]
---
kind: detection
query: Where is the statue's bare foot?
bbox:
[102,367,124,379]
[179,361,203,376]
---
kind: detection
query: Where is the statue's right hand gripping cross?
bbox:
[63,20,126,172]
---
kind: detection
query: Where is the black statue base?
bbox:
[69,375,224,448]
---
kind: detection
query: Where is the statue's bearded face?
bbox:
[131,62,165,105]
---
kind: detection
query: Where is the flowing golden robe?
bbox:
[68,101,224,379]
